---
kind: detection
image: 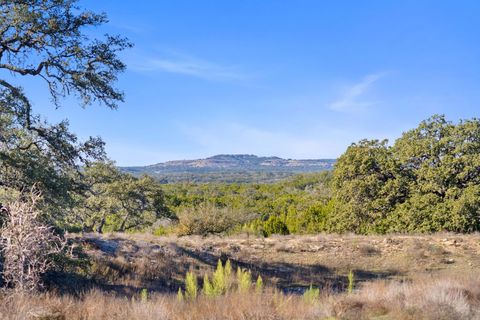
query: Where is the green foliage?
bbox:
[176,203,250,236]
[332,115,480,234]
[303,285,319,304]
[162,171,333,236]
[236,268,251,293]
[201,260,235,298]
[185,271,197,300]
[224,259,232,278]
[0,0,130,224]
[255,275,263,294]
[331,139,404,233]
[347,271,355,293]
[186,261,259,298]
[140,288,148,303]
[212,260,226,296]
[177,288,184,301]
[202,274,215,297]
[69,162,173,233]
[224,259,233,290]
[151,225,172,236]
[262,215,290,237]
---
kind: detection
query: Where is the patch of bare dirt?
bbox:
[71,232,480,295]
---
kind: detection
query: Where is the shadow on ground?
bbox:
[47,235,402,297]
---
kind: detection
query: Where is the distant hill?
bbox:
[120,154,336,183]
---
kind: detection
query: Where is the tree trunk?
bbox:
[96,216,106,233]
[119,214,129,232]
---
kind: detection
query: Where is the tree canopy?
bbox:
[0,0,131,216]
[332,115,480,233]
[68,162,172,233]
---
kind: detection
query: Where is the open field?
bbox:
[3,233,478,319]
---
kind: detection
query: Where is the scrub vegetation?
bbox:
[1,1,480,319]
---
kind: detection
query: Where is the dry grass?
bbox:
[76,232,480,294]
[331,274,480,320]
[1,274,480,319]
[30,232,478,319]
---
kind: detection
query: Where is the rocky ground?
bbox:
[71,232,480,296]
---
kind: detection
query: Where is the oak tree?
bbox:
[0,0,131,215]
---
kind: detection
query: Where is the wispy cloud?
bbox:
[328,72,386,112]
[130,51,248,81]
[179,122,342,159]
[106,141,188,166]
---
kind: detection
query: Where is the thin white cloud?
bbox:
[130,52,248,81]
[179,122,343,159]
[328,72,385,112]
[106,142,187,166]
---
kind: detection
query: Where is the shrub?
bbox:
[237,268,251,293]
[202,274,215,297]
[0,190,67,292]
[179,260,261,299]
[262,215,289,237]
[151,225,172,236]
[185,271,197,300]
[297,202,333,233]
[177,203,253,236]
[212,260,226,296]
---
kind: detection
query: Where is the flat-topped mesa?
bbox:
[119,154,336,183]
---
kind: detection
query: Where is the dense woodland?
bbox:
[60,115,480,237]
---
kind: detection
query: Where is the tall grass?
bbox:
[347,270,355,293]
[185,271,197,300]
[1,274,479,319]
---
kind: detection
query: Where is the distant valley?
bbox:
[120,154,336,183]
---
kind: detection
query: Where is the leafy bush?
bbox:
[262,215,289,237]
[162,172,332,236]
[332,115,480,234]
[177,203,253,236]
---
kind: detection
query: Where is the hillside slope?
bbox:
[120,154,335,183]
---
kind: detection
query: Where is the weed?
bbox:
[185,271,197,300]
[177,288,184,301]
[213,260,226,295]
[303,285,319,304]
[237,268,251,293]
[202,274,215,297]
[348,270,355,293]
[255,275,263,294]
[140,288,148,303]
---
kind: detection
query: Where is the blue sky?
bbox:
[29,1,480,165]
